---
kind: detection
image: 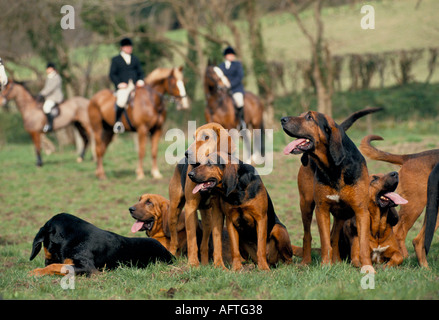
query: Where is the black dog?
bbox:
[29,213,174,276]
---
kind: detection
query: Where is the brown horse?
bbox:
[204,64,265,157]
[88,66,189,180]
[0,81,91,166]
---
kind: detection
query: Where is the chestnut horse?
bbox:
[88,66,189,180]
[0,81,91,166]
[204,64,265,157]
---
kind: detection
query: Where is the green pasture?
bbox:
[1,98,439,299]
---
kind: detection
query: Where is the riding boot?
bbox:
[113,104,125,134]
[43,113,54,133]
[237,107,246,130]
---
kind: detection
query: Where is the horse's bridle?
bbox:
[205,67,229,93]
[165,74,187,101]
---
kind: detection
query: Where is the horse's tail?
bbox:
[359,135,408,165]
[424,162,439,255]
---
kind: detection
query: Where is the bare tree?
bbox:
[288,0,334,116]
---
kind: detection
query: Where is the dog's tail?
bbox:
[359,135,408,165]
[424,162,439,255]
[29,225,47,261]
[340,107,383,131]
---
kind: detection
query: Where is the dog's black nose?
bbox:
[129,207,135,214]
[281,117,290,124]
[390,171,398,178]
[188,171,195,179]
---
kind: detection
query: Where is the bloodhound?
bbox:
[188,152,293,271]
[339,172,407,268]
[281,111,373,269]
[360,135,439,267]
[294,107,382,265]
[29,213,173,276]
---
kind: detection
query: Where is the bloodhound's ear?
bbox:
[387,207,399,227]
[218,127,236,155]
[162,202,171,238]
[223,164,238,197]
[300,154,309,166]
[328,126,346,166]
[30,226,45,261]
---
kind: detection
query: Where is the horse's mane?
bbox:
[145,67,183,85]
[11,80,37,99]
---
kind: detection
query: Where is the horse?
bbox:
[204,64,265,158]
[88,66,189,180]
[0,81,92,166]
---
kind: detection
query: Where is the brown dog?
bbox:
[188,152,293,271]
[360,135,439,267]
[340,172,407,268]
[168,123,235,268]
[281,111,373,268]
[295,107,382,265]
[130,194,187,254]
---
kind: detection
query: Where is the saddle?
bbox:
[49,104,61,118]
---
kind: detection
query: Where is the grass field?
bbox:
[1,0,439,301]
[1,105,439,300]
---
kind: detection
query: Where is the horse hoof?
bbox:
[136,171,145,180]
[151,170,162,179]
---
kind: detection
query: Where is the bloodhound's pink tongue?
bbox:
[283,138,307,155]
[131,221,144,233]
[192,183,205,194]
[384,192,408,205]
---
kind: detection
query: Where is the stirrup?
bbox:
[43,124,51,133]
[113,121,125,134]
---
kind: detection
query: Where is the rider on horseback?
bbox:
[218,46,246,130]
[38,63,63,133]
[109,37,145,133]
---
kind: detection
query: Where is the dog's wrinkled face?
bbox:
[369,172,408,208]
[186,123,236,165]
[281,111,345,166]
[129,194,169,236]
[188,152,240,197]
[188,153,225,194]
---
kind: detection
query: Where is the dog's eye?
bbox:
[145,200,153,206]
[203,135,209,141]
[371,176,379,183]
[305,112,312,121]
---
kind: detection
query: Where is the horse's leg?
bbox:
[30,132,43,167]
[135,125,147,180]
[150,127,163,179]
[73,122,89,163]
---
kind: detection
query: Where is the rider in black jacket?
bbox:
[109,38,145,133]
